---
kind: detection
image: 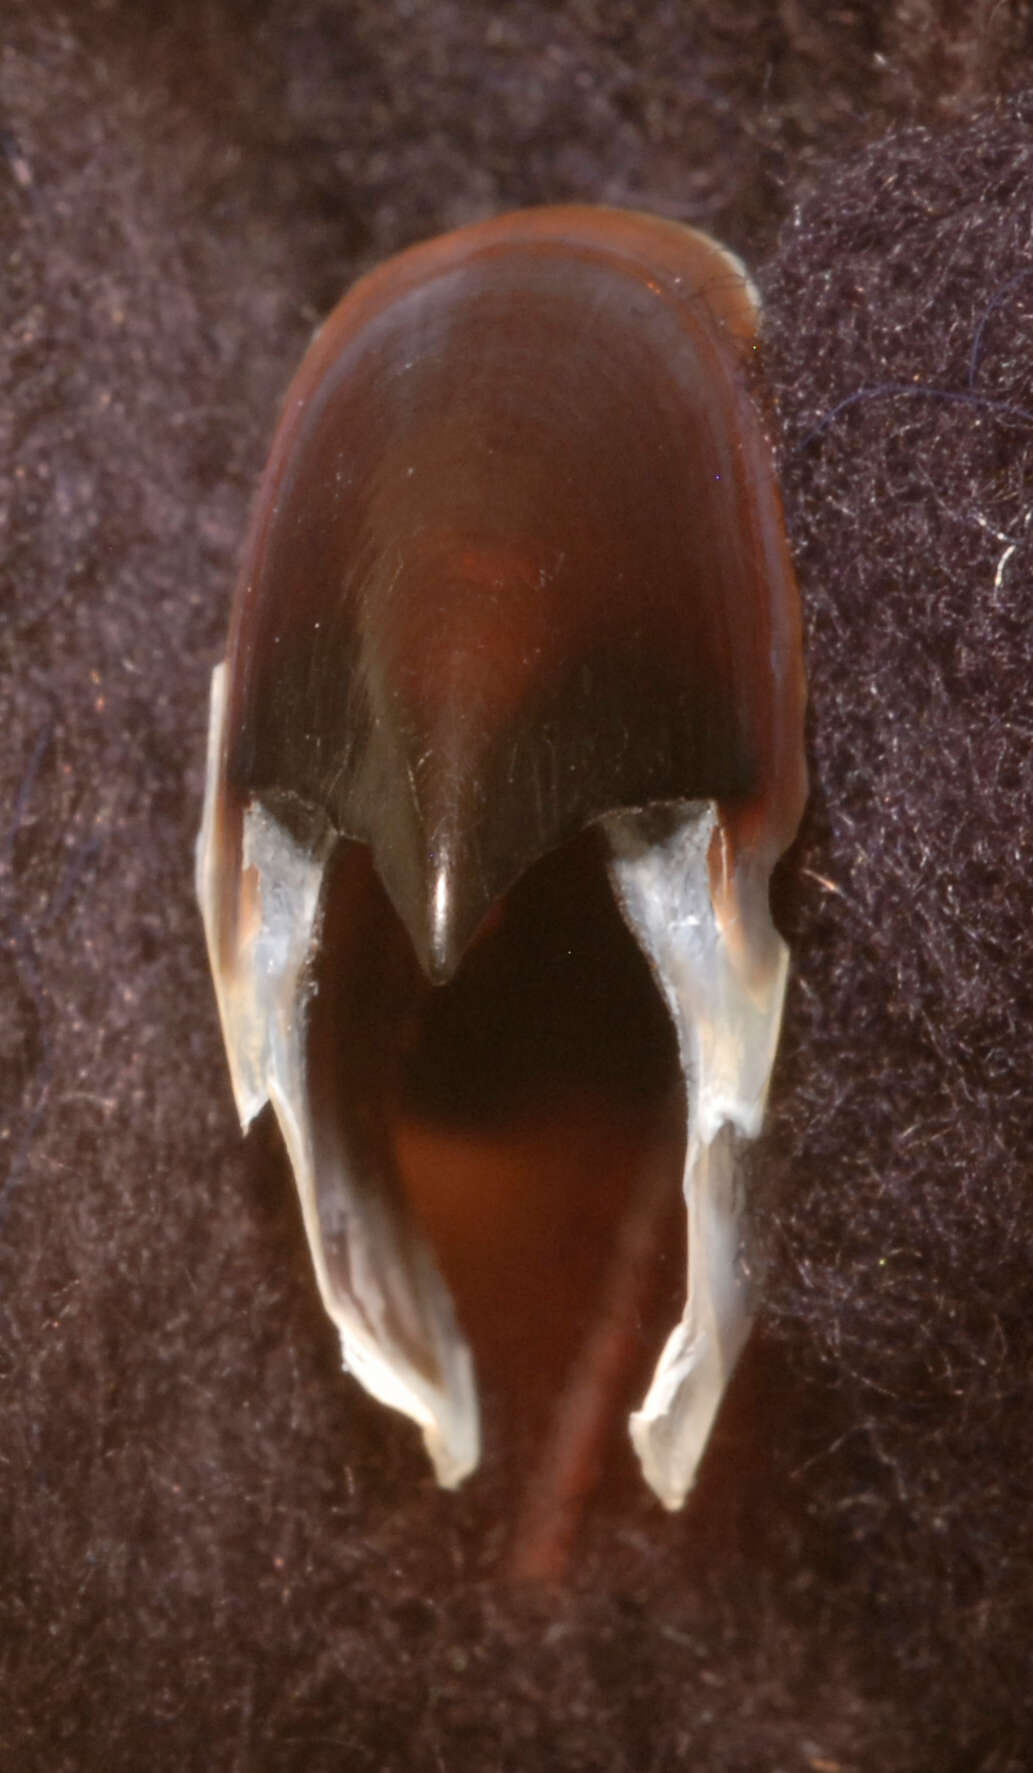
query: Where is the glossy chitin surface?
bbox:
[220,205,805,979]
[197,205,807,1506]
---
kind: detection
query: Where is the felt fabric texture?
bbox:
[2,3,1033,1768]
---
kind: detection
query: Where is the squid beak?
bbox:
[196,204,807,1510]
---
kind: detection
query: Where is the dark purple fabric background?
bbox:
[2,5,1032,1768]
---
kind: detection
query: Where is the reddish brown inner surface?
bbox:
[393,833,686,1571]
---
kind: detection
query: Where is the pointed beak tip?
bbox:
[424,919,462,987]
[423,861,462,986]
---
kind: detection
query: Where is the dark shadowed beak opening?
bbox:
[310,825,687,1562]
